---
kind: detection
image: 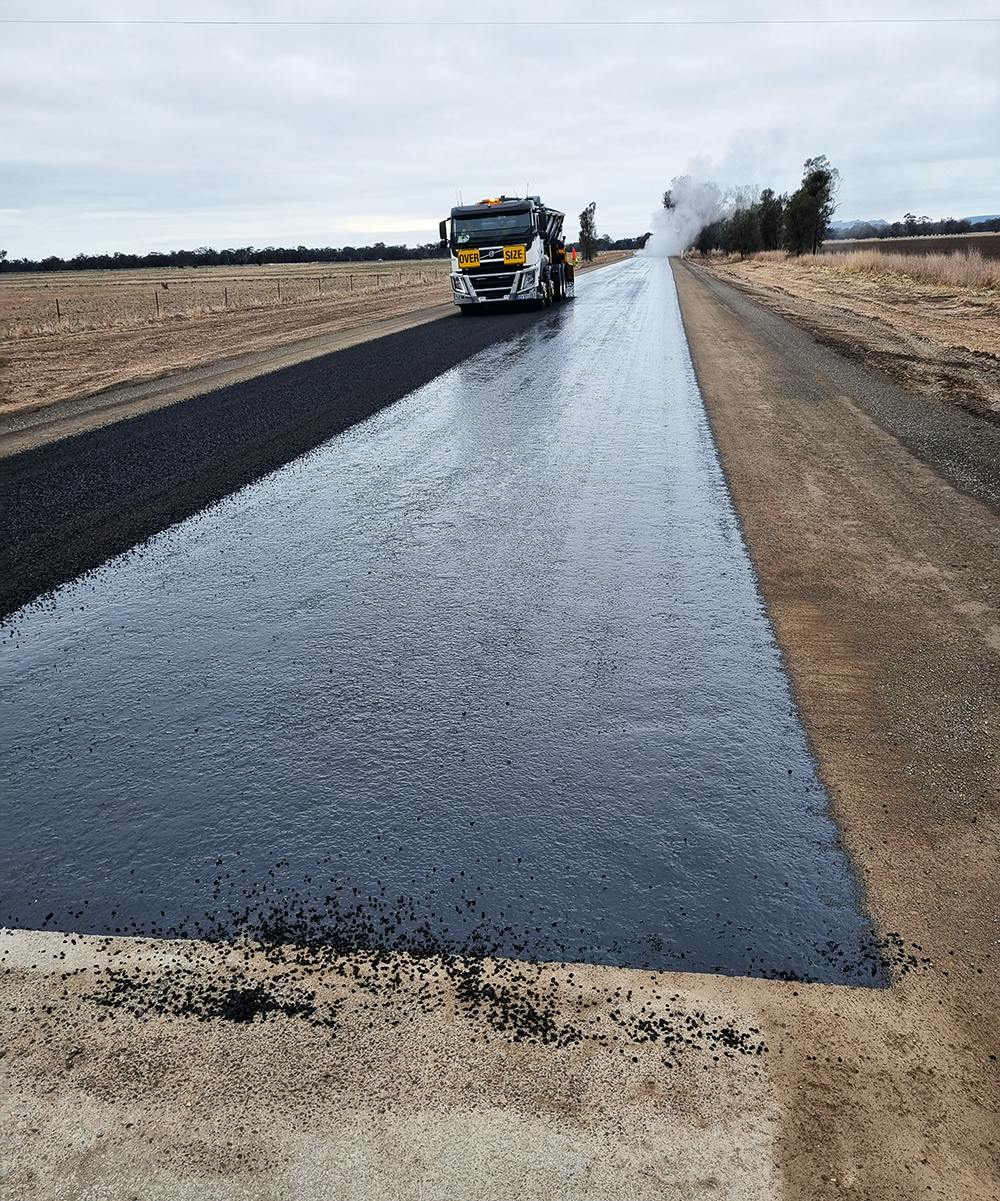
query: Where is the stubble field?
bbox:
[0,259,451,340]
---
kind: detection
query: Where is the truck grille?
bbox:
[467,269,517,298]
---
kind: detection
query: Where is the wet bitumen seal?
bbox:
[18,853,897,986]
[3,260,894,997]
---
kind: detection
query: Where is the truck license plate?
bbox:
[503,244,526,265]
[457,248,480,269]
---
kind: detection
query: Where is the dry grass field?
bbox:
[696,248,1000,419]
[750,245,1000,290]
[0,259,450,340]
[823,230,1000,260]
[825,246,1000,289]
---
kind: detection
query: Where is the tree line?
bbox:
[686,156,839,258]
[0,225,651,276]
[683,155,1000,258]
[827,214,1000,240]
[0,241,448,275]
[594,233,650,252]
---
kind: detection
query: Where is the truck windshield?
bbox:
[453,214,532,245]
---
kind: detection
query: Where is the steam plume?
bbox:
[641,176,724,258]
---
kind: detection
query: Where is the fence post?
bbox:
[224,286,228,310]
[277,280,281,303]
[154,291,160,317]
[55,297,61,324]
[349,274,353,291]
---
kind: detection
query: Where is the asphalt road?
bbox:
[2,258,876,982]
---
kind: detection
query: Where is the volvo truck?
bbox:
[438,195,575,312]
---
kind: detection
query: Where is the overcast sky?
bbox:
[2,1,998,258]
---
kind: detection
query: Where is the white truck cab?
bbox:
[439,196,575,313]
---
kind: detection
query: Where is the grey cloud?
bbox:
[1,0,998,256]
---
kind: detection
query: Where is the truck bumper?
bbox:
[450,267,542,305]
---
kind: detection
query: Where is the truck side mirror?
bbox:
[438,220,448,243]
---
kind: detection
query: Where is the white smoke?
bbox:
[640,176,725,259]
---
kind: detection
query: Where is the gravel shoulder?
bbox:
[697,254,1000,422]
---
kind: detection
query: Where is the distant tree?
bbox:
[0,249,7,263]
[595,232,650,251]
[578,201,599,261]
[758,189,784,251]
[729,205,762,259]
[782,193,810,254]
[0,240,452,275]
[783,155,839,255]
[663,189,675,210]
[694,222,719,256]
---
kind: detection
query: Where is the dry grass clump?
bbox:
[817,247,1000,290]
[701,247,999,290]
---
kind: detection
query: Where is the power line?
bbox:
[1,16,999,26]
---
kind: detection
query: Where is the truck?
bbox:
[438,195,575,313]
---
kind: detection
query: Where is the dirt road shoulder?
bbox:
[683,260,1000,512]
[673,257,999,1200]
[690,255,1000,424]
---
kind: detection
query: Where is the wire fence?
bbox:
[1,266,451,339]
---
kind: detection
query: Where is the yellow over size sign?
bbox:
[503,244,526,265]
[457,248,480,269]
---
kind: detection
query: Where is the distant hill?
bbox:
[830,219,888,230]
[825,212,1000,242]
[833,215,996,229]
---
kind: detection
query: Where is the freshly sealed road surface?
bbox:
[1,259,877,982]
